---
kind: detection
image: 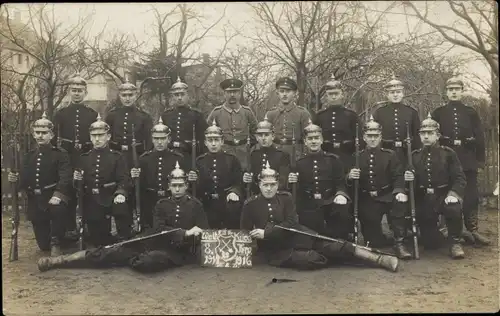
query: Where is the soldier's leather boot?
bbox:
[393,238,412,260]
[353,246,399,272]
[50,237,62,257]
[449,238,465,259]
[465,213,490,246]
[471,231,491,246]
[38,250,88,272]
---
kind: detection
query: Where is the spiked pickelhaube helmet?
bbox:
[89,113,110,135]
[170,77,188,94]
[363,115,382,135]
[255,114,274,134]
[151,117,171,134]
[258,161,279,184]
[168,161,187,183]
[67,72,87,89]
[205,119,223,138]
[303,119,322,136]
[31,112,54,131]
[383,74,404,91]
[323,74,342,91]
[419,113,440,132]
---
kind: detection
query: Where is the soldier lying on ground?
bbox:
[241,162,399,272]
[38,162,209,273]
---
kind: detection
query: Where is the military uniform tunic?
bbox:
[248,145,290,194]
[195,151,243,229]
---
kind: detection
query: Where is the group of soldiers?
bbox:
[7,70,491,274]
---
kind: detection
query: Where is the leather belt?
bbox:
[323,140,353,149]
[419,184,448,195]
[273,138,302,145]
[60,138,92,150]
[441,137,474,147]
[362,184,391,197]
[146,188,167,196]
[382,139,406,148]
[86,182,117,194]
[111,141,142,151]
[224,139,245,146]
[29,183,57,195]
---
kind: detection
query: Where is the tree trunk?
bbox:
[296,64,308,111]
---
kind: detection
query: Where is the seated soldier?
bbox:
[37,163,209,273]
[241,162,399,272]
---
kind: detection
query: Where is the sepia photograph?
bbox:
[1,1,498,314]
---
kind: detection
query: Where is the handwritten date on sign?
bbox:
[201,229,253,268]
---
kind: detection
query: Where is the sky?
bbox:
[3,2,494,98]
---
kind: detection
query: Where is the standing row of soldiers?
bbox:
[8,71,490,263]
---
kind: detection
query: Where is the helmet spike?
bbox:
[158,116,163,124]
[42,111,47,119]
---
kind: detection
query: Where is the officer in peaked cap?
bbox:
[161,77,208,163]
[207,78,258,170]
[313,74,360,168]
[431,76,489,246]
[52,72,98,240]
[265,76,311,161]
[8,112,72,256]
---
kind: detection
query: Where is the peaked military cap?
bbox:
[364,115,382,135]
[31,112,54,131]
[220,78,243,91]
[168,161,187,183]
[303,119,322,135]
[275,77,297,91]
[151,117,171,134]
[205,119,223,137]
[323,74,342,91]
[258,161,279,183]
[384,74,404,91]
[419,112,440,132]
[445,76,464,89]
[170,77,188,94]
[89,113,110,134]
[256,114,274,134]
[68,72,87,88]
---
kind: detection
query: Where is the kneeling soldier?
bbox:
[73,114,132,247]
[37,163,209,273]
[404,114,467,259]
[8,113,72,256]
[241,162,398,272]
[347,116,412,259]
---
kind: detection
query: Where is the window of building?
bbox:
[17,54,22,65]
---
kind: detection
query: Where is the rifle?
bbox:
[191,124,197,197]
[57,124,62,149]
[275,225,396,257]
[9,139,20,262]
[245,123,252,199]
[76,168,85,250]
[104,228,181,249]
[291,122,297,200]
[131,124,141,233]
[353,123,360,244]
[406,122,419,260]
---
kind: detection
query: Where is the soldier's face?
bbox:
[277,88,296,105]
[169,181,188,198]
[119,91,137,107]
[205,136,223,153]
[419,130,440,146]
[152,133,170,151]
[256,132,274,147]
[69,86,87,103]
[171,91,189,107]
[363,133,382,148]
[224,90,240,106]
[325,89,343,106]
[32,128,53,145]
[304,132,323,152]
[259,181,278,199]
[386,89,404,103]
[90,132,111,148]
[446,86,463,101]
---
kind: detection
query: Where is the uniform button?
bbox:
[158,167,162,170]
[159,157,162,160]
[176,214,179,217]
[263,154,267,157]
[158,173,162,176]
[369,165,373,168]
[36,173,39,177]
[213,175,217,179]
[314,165,318,169]
[36,179,39,182]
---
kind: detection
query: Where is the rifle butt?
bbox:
[9,235,19,262]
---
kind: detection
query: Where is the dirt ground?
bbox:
[2,207,499,315]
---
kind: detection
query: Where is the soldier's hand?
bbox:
[227,192,240,202]
[130,168,141,178]
[73,170,83,181]
[114,194,126,204]
[395,193,408,202]
[348,168,360,180]
[48,196,61,205]
[188,171,198,182]
[444,195,459,204]
[243,172,253,183]
[249,228,265,240]
[288,172,298,183]
[404,171,415,182]
[333,195,348,205]
[7,172,19,183]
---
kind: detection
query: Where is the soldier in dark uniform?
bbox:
[161,77,208,162]
[373,75,421,165]
[195,121,243,229]
[52,73,98,238]
[243,116,290,196]
[288,121,352,241]
[130,118,195,229]
[73,114,132,247]
[38,164,209,273]
[207,78,258,170]
[347,116,412,259]
[8,113,72,256]
[241,163,398,272]
[431,77,490,246]
[313,75,361,168]
[265,77,311,160]
[404,114,467,259]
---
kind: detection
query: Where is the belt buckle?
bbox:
[173,141,180,148]
[314,193,322,200]
[453,139,461,146]
[369,191,378,197]
[395,141,402,148]
[426,188,434,194]
[211,193,219,199]
[74,143,82,150]
[34,189,42,195]
[121,145,129,151]
[157,190,165,197]
[92,188,100,194]
[233,139,240,145]
[280,138,287,144]
[333,142,340,148]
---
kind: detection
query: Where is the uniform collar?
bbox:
[278,103,296,113]
[36,144,52,153]
[171,195,189,203]
[222,103,241,113]
[69,102,86,108]
[93,145,109,152]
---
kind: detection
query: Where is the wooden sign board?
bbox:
[200,229,253,268]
